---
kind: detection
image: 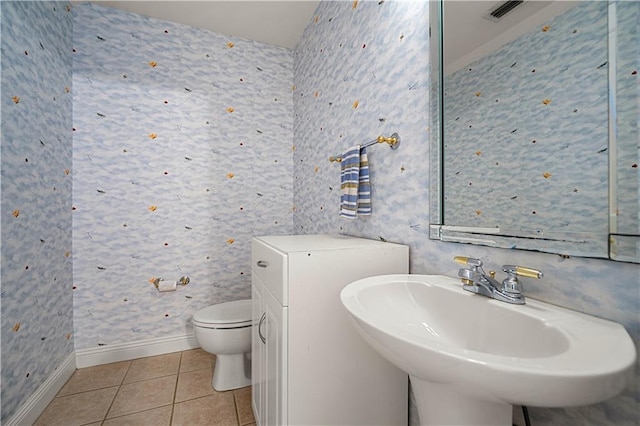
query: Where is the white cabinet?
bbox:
[251,234,409,426]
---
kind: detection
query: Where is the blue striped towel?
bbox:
[340,145,371,219]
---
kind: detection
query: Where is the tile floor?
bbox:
[35,349,255,426]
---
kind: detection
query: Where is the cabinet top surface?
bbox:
[254,234,407,253]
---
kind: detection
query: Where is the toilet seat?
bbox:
[192,299,252,329]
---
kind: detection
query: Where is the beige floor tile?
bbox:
[234,386,255,425]
[38,349,249,426]
[175,367,217,402]
[123,352,180,383]
[58,360,131,396]
[180,348,215,373]
[102,405,172,426]
[107,375,177,419]
[172,393,238,426]
[34,386,118,426]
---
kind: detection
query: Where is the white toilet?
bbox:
[192,299,253,391]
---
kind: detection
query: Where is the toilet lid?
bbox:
[192,299,252,326]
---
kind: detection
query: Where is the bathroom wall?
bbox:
[293,1,639,425]
[72,3,293,350]
[0,1,74,422]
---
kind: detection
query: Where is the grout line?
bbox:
[98,404,174,424]
[102,374,180,422]
[236,387,255,426]
[54,383,120,398]
[121,352,182,384]
[102,360,134,423]
[57,360,133,397]
[119,361,133,387]
[177,349,185,376]
[170,351,184,424]
[233,389,241,426]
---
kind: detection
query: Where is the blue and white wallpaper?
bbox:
[72,3,293,349]
[293,1,639,425]
[1,1,74,422]
[1,0,638,424]
[293,0,431,242]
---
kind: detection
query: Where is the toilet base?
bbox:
[212,352,251,391]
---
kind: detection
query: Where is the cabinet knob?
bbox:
[256,260,269,268]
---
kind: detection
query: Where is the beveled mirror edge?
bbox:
[608,1,619,239]
[428,0,443,227]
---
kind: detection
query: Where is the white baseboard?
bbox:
[5,352,76,426]
[75,333,199,368]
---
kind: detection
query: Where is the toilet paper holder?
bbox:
[153,276,191,292]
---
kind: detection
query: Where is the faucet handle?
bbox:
[502,265,543,279]
[501,265,543,297]
[455,256,483,286]
[454,256,483,268]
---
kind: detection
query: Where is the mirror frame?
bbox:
[429,0,639,263]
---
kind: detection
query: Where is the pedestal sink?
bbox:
[340,274,636,426]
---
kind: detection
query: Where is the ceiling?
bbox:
[90,1,321,49]
[444,1,578,73]
[87,1,577,69]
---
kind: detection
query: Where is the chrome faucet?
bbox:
[454,256,543,305]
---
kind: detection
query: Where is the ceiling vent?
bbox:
[485,0,524,21]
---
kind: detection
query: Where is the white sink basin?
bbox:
[340,274,636,426]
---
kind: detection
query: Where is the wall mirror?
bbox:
[429,0,639,263]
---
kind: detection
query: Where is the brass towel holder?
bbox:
[329,132,401,163]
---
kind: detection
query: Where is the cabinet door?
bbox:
[264,282,287,426]
[252,274,288,426]
[251,278,266,426]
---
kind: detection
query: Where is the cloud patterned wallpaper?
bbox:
[72,3,293,349]
[1,1,74,422]
[443,2,609,257]
[0,0,637,424]
[293,1,639,425]
[293,0,431,243]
